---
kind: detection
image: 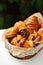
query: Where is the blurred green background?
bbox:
[0,0,43,29]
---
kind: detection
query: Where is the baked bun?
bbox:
[4,27,18,38]
[25,16,39,31]
[11,35,25,47]
[41,22,43,28]
[38,28,43,40]
[28,31,41,43]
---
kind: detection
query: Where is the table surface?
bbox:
[0,30,43,65]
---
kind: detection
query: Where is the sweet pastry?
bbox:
[4,27,18,38]
[25,16,40,31]
[41,22,43,28]
[28,31,41,43]
[23,40,33,48]
[38,28,43,40]
[3,12,43,59]
[11,35,25,47]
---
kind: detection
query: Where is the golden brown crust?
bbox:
[23,40,33,48]
[25,16,40,31]
[41,22,43,28]
[11,35,26,47]
[28,31,41,43]
[4,27,19,38]
[38,28,43,40]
